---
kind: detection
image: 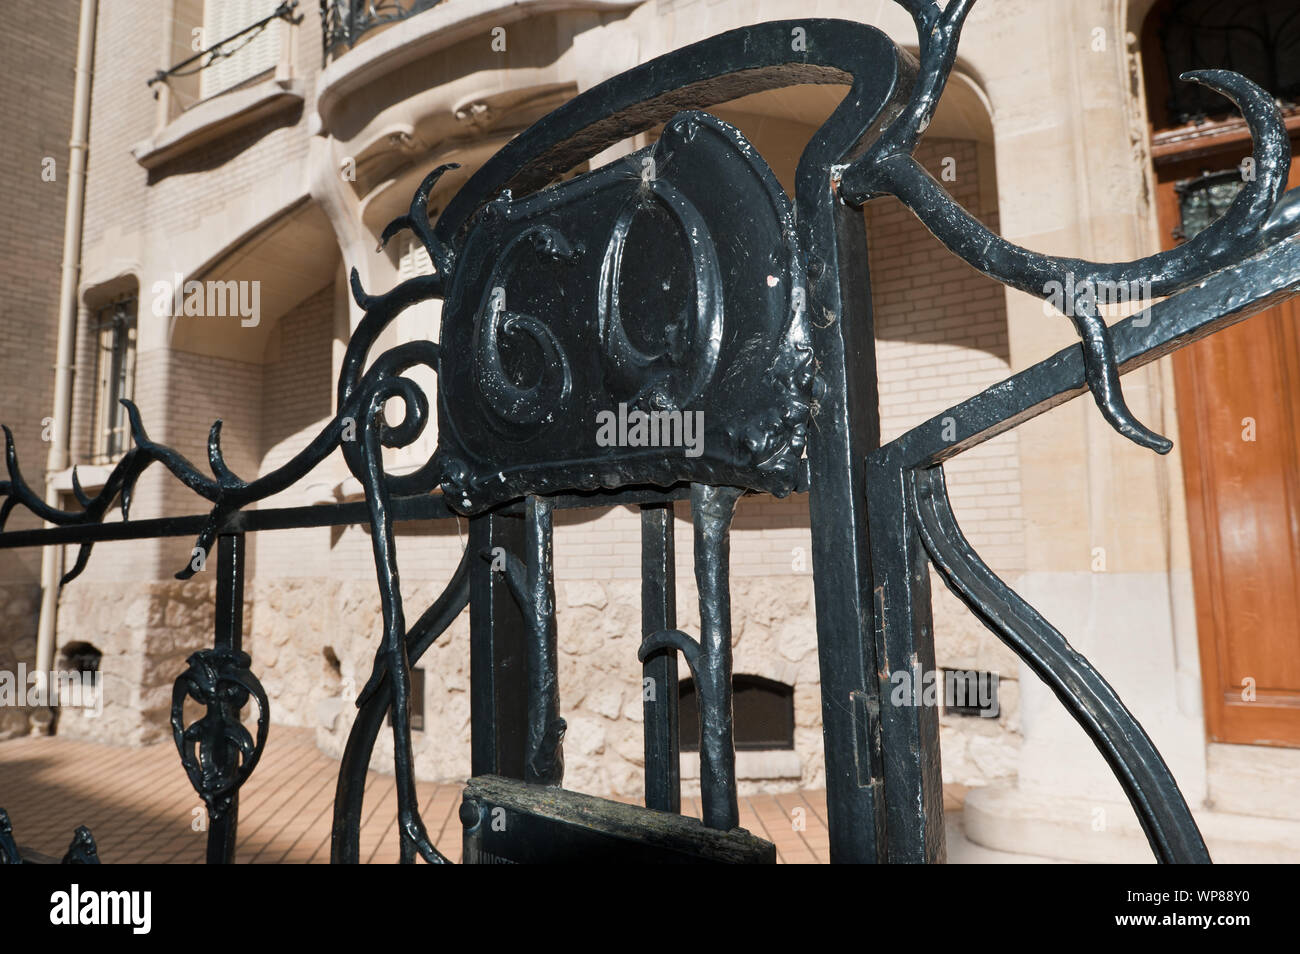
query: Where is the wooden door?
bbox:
[1156,155,1300,746]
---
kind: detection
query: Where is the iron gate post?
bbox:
[865,450,945,862]
[802,182,891,863]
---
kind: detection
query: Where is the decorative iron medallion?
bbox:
[170,648,270,822]
[436,111,818,512]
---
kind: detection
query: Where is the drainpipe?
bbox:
[34,0,98,701]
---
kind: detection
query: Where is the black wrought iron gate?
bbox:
[3,0,1300,864]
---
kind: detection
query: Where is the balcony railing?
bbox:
[320,0,446,61]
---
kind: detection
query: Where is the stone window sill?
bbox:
[680,749,801,781]
[50,464,115,496]
[131,77,304,170]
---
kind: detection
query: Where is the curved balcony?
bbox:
[314,0,643,131]
[320,0,446,61]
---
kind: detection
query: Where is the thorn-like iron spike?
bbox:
[1073,313,1172,454]
[349,267,374,309]
[2,425,17,474]
[60,543,94,586]
[373,162,461,279]
[207,419,238,485]
[70,466,91,509]
[120,399,152,450]
[176,523,217,581]
[378,216,408,252]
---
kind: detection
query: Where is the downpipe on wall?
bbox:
[34,0,98,702]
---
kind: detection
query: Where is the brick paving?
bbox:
[0,728,861,863]
[0,729,995,863]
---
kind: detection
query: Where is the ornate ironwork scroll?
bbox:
[170,648,269,825]
[838,0,1292,455]
[0,809,100,864]
[436,110,816,512]
[319,0,445,61]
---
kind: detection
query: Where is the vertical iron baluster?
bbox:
[691,483,742,831]
[640,502,680,813]
[516,496,565,784]
[469,511,528,779]
[485,497,564,784]
[207,531,244,864]
[170,530,268,865]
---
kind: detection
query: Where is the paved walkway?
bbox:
[0,728,1040,863]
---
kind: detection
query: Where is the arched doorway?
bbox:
[1140,0,1300,746]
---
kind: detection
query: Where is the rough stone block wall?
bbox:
[55,579,231,746]
[0,585,41,740]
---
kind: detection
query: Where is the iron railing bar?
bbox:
[909,466,1211,863]
[0,483,708,550]
[148,1,300,88]
[468,511,529,779]
[690,483,743,831]
[639,502,681,813]
[488,496,566,785]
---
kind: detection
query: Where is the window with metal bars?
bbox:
[199,0,285,99]
[1158,0,1300,125]
[91,297,137,463]
[1174,169,1246,242]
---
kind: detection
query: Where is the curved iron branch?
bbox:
[908,465,1210,863]
[377,162,459,277]
[638,628,703,676]
[840,0,1292,453]
[332,549,470,864]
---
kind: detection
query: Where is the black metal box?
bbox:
[461,775,775,863]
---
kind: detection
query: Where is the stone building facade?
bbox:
[0,0,82,738]
[3,0,1299,861]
